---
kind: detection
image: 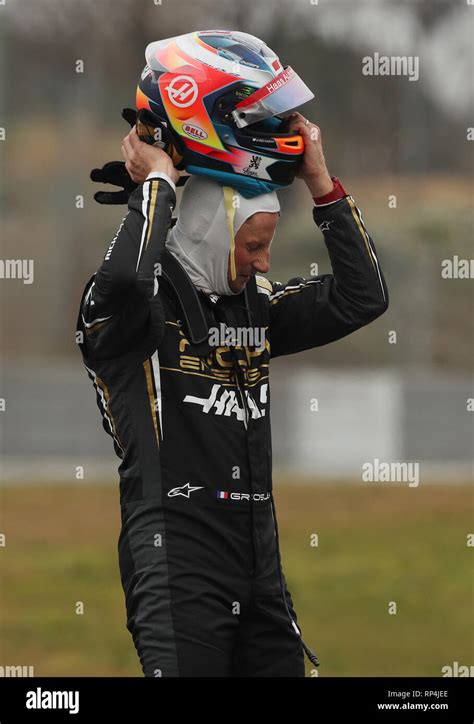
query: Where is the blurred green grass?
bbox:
[0,482,472,676]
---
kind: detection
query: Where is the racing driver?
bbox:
[77,30,389,677]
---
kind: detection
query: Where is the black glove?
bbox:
[122,107,137,127]
[91,108,188,205]
[90,161,138,205]
[90,109,138,204]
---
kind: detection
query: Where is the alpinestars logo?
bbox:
[318,220,333,232]
[184,383,268,422]
[167,483,204,498]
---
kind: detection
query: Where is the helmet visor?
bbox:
[231,66,315,129]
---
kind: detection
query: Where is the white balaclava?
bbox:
[166,174,280,296]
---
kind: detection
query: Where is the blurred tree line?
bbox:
[1,0,472,371]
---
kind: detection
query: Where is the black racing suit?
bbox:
[76,173,388,677]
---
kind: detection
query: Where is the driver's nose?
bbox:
[253,250,270,275]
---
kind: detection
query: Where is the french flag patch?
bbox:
[217,491,229,499]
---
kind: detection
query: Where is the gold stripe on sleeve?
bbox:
[143,357,160,446]
[144,180,159,252]
[347,196,376,270]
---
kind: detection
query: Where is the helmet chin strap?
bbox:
[223,186,237,283]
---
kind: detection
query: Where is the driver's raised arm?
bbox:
[267,113,388,358]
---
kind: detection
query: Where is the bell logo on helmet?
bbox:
[165,76,199,108]
[182,123,208,140]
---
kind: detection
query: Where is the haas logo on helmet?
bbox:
[165,75,199,108]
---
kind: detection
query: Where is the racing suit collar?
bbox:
[161,248,258,345]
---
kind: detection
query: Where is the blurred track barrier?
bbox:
[1,363,472,485]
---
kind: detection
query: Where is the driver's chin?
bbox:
[229,273,251,293]
[230,282,246,294]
